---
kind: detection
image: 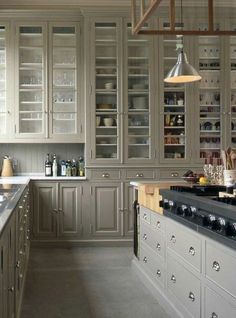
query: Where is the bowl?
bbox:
[181,176,199,184]
[103,118,114,126]
[104,82,114,89]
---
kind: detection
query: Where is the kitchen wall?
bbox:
[0,143,84,174]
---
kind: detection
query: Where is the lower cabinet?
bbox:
[0,185,30,318]
[134,206,236,318]
[32,181,83,240]
[90,182,121,237]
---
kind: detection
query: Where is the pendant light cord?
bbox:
[180,0,183,52]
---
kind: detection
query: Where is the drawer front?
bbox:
[205,286,236,318]
[125,169,155,179]
[140,206,151,224]
[205,242,236,298]
[140,245,166,288]
[166,221,201,272]
[167,253,201,318]
[159,169,185,179]
[151,212,165,233]
[91,169,121,180]
[140,222,165,259]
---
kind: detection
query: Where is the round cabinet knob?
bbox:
[171,172,179,177]
[156,270,161,277]
[143,213,147,220]
[188,292,195,302]
[156,243,161,251]
[102,173,110,178]
[156,221,161,229]
[211,313,218,318]
[171,274,176,283]
[143,234,147,240]
[8,286,14,293]
[170,235,176,243]
[143,257,147,263]
[189,246,195,256]
[136,173,144,178]
[212,261,220,272]
[16,261,20,268]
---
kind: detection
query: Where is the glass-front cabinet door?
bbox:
[198,33,222,163]
[160,23,189,162]
[230,26,236,149]
[91,19,121,162]
[16,23,46,138]
[125,22,154,163]
[0,24,10,139]
[49,23,80,140]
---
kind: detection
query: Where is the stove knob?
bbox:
[190,206,197,215]
[213,217,226,232]
[203,214,216,227]
[181,204,191,217]
[163,199,170,209]
[226,222,236,237]
[169,200,175,208]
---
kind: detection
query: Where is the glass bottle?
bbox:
[71,159,77,177]
[66,160,72,177]
[52,154,58,177]
[78,156,85,177]
[45,153,52,177]
[60,160,66,176]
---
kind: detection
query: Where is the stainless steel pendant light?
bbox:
[164,0,202,84]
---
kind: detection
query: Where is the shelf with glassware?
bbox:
[126,22,152,160]
[198,35,221,162]
[94,22,119,160]
[51,25,78,137]
[17,25,45,135]
[0,25,8,137]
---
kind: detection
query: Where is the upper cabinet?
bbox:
[14,21,83,142]
[87,17,154,165]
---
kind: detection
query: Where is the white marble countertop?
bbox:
[0,174,87,184]
[130,180,184,187]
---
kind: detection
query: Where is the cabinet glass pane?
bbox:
[52,26,77,135]
[127,23,151,159]
[0,26,6,135]
[230,26,236,148]
[163,25,186,159]
[95,22,118,159]
[18,26,44,134]
[198,36,221,162]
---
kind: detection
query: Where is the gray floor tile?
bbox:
[21,247,170,318]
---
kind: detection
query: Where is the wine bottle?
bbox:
[52,154,58,177]
[45,153,52,176]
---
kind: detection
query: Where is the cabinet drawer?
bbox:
[140,206,151,224]
[159,169,185,179]
[140,245,166,288]
[91,169,121,180]
[125,169,155,179]
[205,242,236,298]
[166,221,201,272]
[167,253,201,318]
[204,286,236,318]
[140,222,165,259]
[151,212,165,233]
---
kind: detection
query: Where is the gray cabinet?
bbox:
[32,181,83,240]
[0,229,8,318]
[123,182,134,237]
[90,182,121,237]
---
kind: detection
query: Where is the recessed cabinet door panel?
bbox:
[32,182,57,238]
[58,183,82,238]
[91,183,121,237]
[123,183,134,237]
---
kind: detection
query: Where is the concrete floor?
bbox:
[21,247,170,318]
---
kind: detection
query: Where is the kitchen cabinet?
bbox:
[0,228,8,318]
[90,182,122,237]
[0,22,13,141]
[86,17,154,165]
[32,181,83,240]
[123,182,134,237]
[14,21,83,142]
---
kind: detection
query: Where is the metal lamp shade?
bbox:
[164,51,202,83]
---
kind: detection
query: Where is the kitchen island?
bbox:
[132,182,236,318]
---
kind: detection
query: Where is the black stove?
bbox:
[160,185,236,250]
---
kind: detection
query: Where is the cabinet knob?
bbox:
[170,274,176,283]
[136,173,144,178]
[143,234,147,240]
[188,292,195,302]
[143,257,147,263]
[212,261,220,272]
[211,313,218,318]
[16,261,20,268]
[143,213,147,220]
[156,243,161,251]
[171,172,179,177]
[7,110,11,114]
[8,286,14,293]
[170,235,176,243]
[189,246,195,256]
[156,221,161,228]
[156,269,161,277]
[102,173,110,178]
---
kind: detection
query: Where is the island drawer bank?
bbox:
[0,184,30,318]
